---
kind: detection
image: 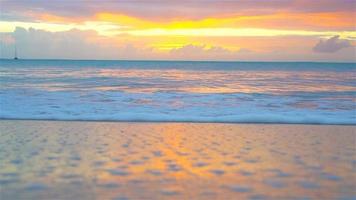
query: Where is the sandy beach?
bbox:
[0,120,354,200]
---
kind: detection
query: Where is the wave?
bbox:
[1,60,355,125]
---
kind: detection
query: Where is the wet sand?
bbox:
[0,120,355,200]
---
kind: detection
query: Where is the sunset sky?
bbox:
[0,0,355,61]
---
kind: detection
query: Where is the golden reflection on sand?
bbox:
[0,121,355,200]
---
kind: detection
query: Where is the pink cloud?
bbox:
[1,0,354,22]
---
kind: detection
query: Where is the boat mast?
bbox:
[14,45,18,60]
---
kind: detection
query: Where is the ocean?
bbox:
[0,59,355,124]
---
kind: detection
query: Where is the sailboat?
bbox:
[14,46,18,60]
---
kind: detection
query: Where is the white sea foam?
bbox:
[0,60,355,124]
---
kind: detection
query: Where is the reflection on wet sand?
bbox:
[0,120,355,200]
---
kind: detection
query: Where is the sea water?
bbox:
[0,59,355,124]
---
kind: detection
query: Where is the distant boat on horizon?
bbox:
[14,46,18,60]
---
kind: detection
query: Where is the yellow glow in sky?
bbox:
[1,3,355,61]
[2,21,355,40]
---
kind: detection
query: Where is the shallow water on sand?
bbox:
[0,120,355,200]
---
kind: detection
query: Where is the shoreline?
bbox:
[0,118,355,126]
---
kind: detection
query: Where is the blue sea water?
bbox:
[0,59,355,124]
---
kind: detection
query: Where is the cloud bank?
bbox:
[1,27,155,59]
[313,36,352,53]
[1,27,355,62]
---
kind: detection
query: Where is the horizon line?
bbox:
[0,58,355,64]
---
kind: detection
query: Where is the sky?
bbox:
[0,0,355,61]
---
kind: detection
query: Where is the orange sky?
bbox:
[0,0,355,61]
